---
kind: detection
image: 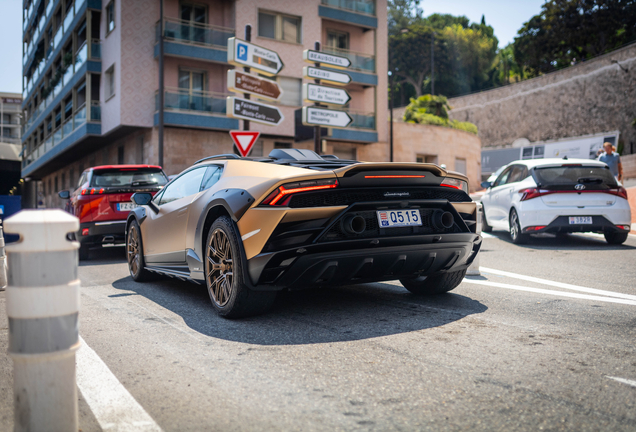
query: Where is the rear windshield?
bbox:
[532,166,616,190]
[90,168,168,188]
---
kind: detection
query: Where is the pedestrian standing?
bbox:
[597,142,623,183]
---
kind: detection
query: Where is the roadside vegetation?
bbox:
[402,95,478,135]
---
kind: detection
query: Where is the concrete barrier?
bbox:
[466,203,482,276]
[5,209,80,432]
[0,223,6,291]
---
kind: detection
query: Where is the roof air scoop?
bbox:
[268,149,323,161]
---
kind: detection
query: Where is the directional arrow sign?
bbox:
[227,70,283,101]
[303,50,351,69]
[302,106,353,129]
[303,66,351,86]
[230,130,260,157]
[226,96,284,126]
[302,83,351,106]
[227,37,284,76]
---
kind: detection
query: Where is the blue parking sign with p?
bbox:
[237,43,248,61]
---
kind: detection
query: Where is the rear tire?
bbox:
[481,206,493,233]
[127,220,153,281]
[509,208,528,245]
[205,216,276,318]
[400,268,467,295]
[604,231,628,245]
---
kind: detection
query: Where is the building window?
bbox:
[118,145,124,164]
[179,69,206,93]
[277,76,301,106]
[180,3,206,43]
[455,158,467,175]
[416,154,438,164]
[327,30,349,50]
[105,65,115,99]
[258,11,301,44]
[106,1,115,34]
[274,142,292,149]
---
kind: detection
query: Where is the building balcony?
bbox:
[0,137,22,145]
[23,0,98,102]
[154,88,239,130]
[155,18,234,64]
[319,0,378,29]
[330,110,377,143]
[22,102,101,176]
[23,41,101,140]
[322,47,375,73]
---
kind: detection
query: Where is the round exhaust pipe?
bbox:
[342,215,366,235]
[432,211,454,230]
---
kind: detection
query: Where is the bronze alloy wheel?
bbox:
[128,223,141,276]
[206,228,234,307]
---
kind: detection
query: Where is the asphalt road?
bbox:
[1,231,635,431]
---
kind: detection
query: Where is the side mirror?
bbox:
[132,192,159,214]
[58,190,70,199]
[480,181,492,189]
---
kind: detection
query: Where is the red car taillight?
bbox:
[518,188,551,201]
[440,177,469,193]
[261,179,338,206]
[81,188,105,195]
[519,186,628,201]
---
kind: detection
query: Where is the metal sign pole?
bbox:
[243,25,251,133]
[313,41,321,155]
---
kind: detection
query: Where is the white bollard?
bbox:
[5,209,80,432]
[466,202,482,276]
[0,223,6,290]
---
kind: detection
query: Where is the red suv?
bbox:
[59,165,168,259]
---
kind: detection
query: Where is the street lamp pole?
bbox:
[431,32,435,96]
[389,71,393,162]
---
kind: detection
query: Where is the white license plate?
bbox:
[377,209,422,228]
[569,216,592,224]
[117,202,138,211]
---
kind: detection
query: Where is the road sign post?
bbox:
[302,43,354,152]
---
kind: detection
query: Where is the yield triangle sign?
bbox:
[229,131,260,157]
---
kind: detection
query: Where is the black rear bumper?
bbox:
[79,221,127,247]
[246,233,481,291]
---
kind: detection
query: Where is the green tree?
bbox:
[403,95,479,135]
[388,0,423,36]
[514,0,636,76]
[389,14,498,98]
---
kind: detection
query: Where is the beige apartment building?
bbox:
[20,0,388,207]
[0,92,23,195]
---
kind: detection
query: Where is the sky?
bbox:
[0,0,546,94]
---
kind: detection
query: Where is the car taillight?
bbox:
[261,178,338,206]
[617,224,631,231]
[523,226,546,232]
[604,186,628,200]
[81,228,89,236]
[440,177,468,193]
[519,188,551,201]
[81,188,105,195]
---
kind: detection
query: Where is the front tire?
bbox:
[604,230,628,245]
[127,220,153,281]
[509,208,528,244]
[205,216,276,318]
[400,268,467,295]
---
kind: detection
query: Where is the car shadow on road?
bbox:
[486,231,636,250]
[111,275,488,345]
[78,245,127,266]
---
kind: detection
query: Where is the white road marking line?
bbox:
[606,376,636,388]
[462,278,636,306]
[480,267,636,302]
[76,336,163,432]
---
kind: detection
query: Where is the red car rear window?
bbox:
[90,168,168,188]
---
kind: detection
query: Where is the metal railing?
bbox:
[321,0,376,16]
[348,111,375,129]
[90,39,101,59]
[160,17,235,49]
[158,87,230,115]
[322,47,375,72]
[0,137,22,144]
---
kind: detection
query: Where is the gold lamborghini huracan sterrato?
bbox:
[127,149,481,318]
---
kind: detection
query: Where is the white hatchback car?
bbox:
[480,158,631,244]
